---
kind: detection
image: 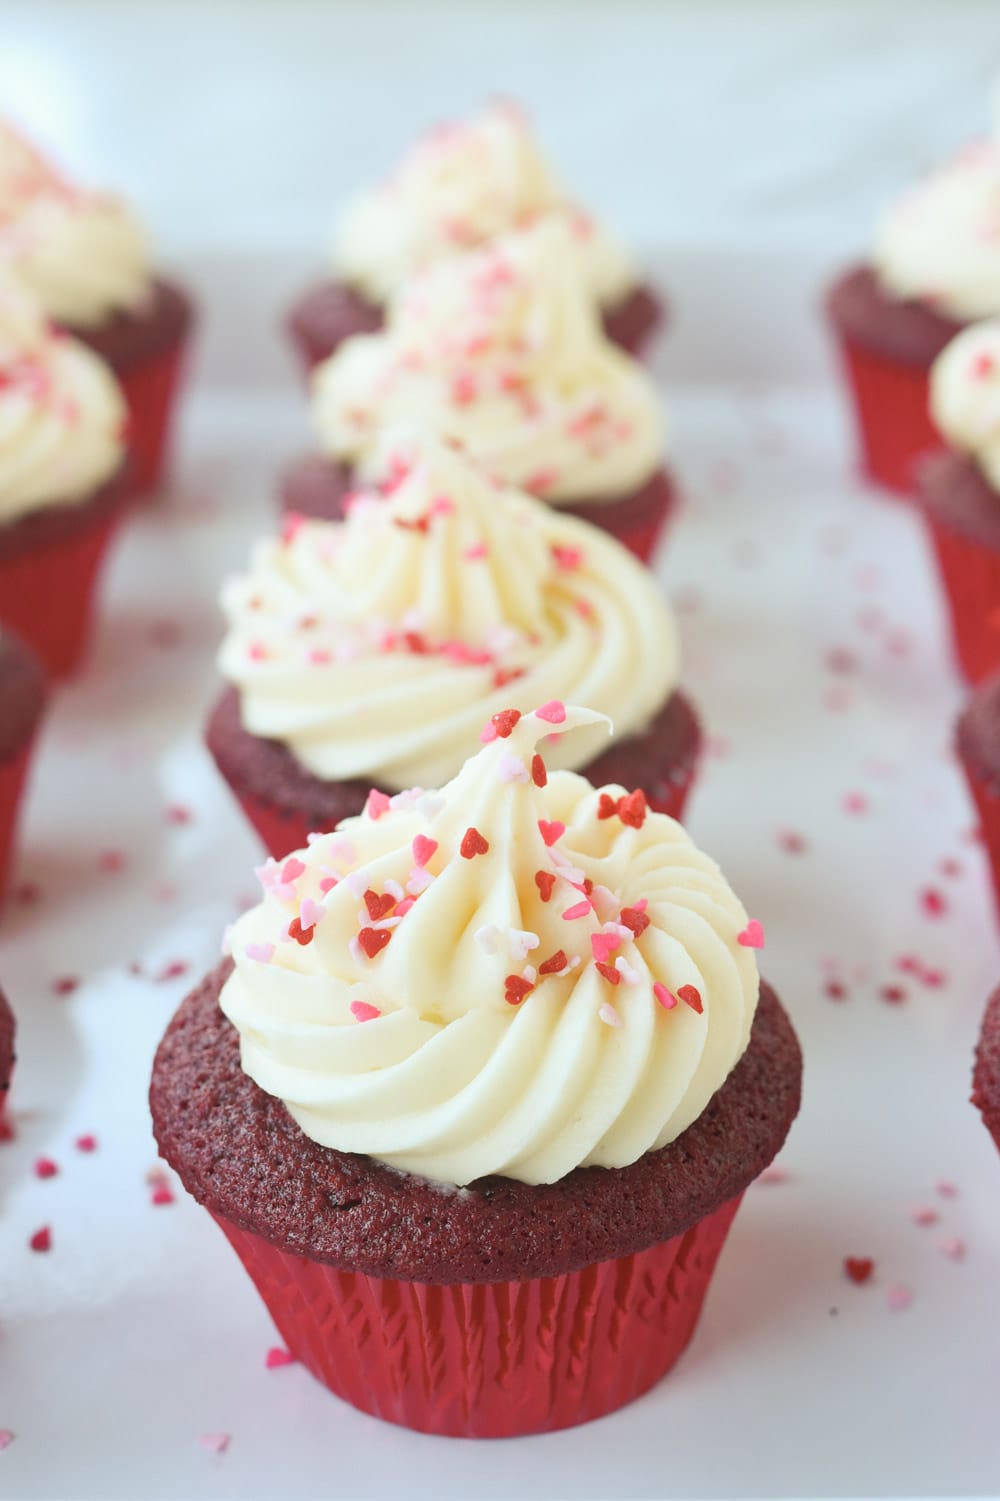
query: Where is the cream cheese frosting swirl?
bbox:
[930,318,1000,487]
[220,704,761,1187]
[333,102,635,310]
[0,121,151,329]
[312,219,664,504]
[219,434,676,787]
[873,140,1000,321]
[0,277,126,522]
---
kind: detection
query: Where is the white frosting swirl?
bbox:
[930,317,1000,487]
[0,121,151,329]
[874,141,1000,321]
[0,277,126,522]
[313,219,664,504]
[220,434,676,787]
[220,705,760,1187]
[334,103,635,310]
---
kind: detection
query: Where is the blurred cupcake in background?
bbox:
[286,101,662,372]
[973,987,1000,1153]
[0,277,130,676]
[0,629,46,909]
[827,131,1000,495]
[285,220,674,562]
[211,434,700,857]
[0,120,195,495]
[917,319,1000,683]
[153,704,801,1438]
[956,674,1000,925]
[0,985,14,1138]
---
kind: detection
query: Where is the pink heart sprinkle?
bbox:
[535,700,566,725]
[265,1347,296,1370]
[412,835,438,868]
[394,897,416,917]
[480,720,499,744]
[151,1184,175,1206]
[591,932,620,964]
[298,898,323,931]
[497,751,529,783]
[653,982,677,1010]
[365,789,392,820]
[245,942,275,964]
[737,919,765,949]
[350,1001,382,1023]
[280,857,305,884]
[938,1236,966,1260]
[34,1158,58,1180]
[0,1431,13,1451]
[598,1002,621,1027]
[75,1134,98,1152]
[538,819,565,847]
[562,900,592,921]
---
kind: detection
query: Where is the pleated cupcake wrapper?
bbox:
[565,473,676,566]
[213,1193,742,1438]
[0,742,34,908]
[832,333,944,497]
[921,509,1000,685]
[228,760,698,862]
[115,337,189,500]
[959,750,1000,926]
[0,503,125,678]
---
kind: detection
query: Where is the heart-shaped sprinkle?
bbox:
[551,545,583,573]
[653,982,677,1010]
[350,1000,382,1023]
[286,918,314,946]
[246,942,275,963]
[598,1002,621,1027]
[497,751,529,783]
[394,897,416,917]
[597,793,618,820]
[29,1226,51,1253]
[475,924,501,954]
[365,789,392,820]
[298,898,324,931]
[358,927,391,959]
[620,906,650,937]
[34,1158,58,1180]
[411,835,438,868]
[595,961,621,986]
[617,790,648,829]
[364,889,396,921]
[535,700,566,725]
[538,819,565,847]
[844,1256,874,1285]
[534,869,556,902]
[538,950,568,975]
[504,975,535,1005]
[265,1347,296,1369]
[531,754,547,787]
[591,932,620,964]
[460,826,489,858]
[561,899,592,921]
[678,984,703,1013]
[508,928,540,960]
[491,708,522,739]
[280,857,305,884]
[737,919,765,949]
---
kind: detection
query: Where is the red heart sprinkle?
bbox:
[620,906,650,937]
[287,918,314,946]
[595,962,621,986]
[617,790,648,829]
[538,950,568,975]
[504,975,535,1005]
[534,870,556,902]
[531,754,547,788]
[597,793,619,820]
[844,1256,874,1285]
[491,708,522,739]
[538,820,565,847]
[358,927,392,958]
[364,889,396,921]
[678,984,703,1013]
[460,826,489,859]
[29,1226,51,1253]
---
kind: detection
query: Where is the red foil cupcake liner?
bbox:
[0,507,125,678]
[229,763,696,862]
[214,1193,742,1438]
[959,757,1000,925]
[922,512,1000,684]
[0,743,32,907]
[832,335,944,497]
[115,339,189,498]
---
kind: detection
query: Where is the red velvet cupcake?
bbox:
[0,279,131,677]
[0,120,194,496]
[826,139,1000,496]
[153,705,801,1438]
[957,675,1000,922]
[286,102,662,372]
[209,435,700,858]
[0,984,14,1138]
[292,219,674,563]
[972,986,1000,1152]
[915,319,1000,683]
[0,629,47,907]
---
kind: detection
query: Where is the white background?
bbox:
[0,4,999,1500]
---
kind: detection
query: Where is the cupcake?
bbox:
[0,985,14,1138]
[286,102,662,373]
[917,320,1000,682]
[0,629,46,906]
[152,704,802,1438]
[973,987,1000,1152]
[956,674,1000,921]
[827,137,1000,495]
[0,120,194,496]
[210,434,699,857]
[285,220,673,562]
